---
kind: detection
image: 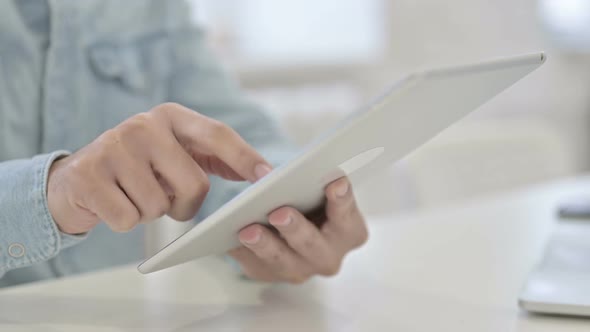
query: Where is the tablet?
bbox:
[138,52,546,274]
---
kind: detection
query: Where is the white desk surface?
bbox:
[3,176,590,331]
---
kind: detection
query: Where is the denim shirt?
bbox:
[0,0,293,287]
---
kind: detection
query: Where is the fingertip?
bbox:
[239,224,263,245]
[254,163,272,182]
[327,177,350,200]
[268,207,293,227]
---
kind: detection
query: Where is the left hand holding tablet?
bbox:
[228,177,368,284]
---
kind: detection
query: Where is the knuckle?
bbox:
[167,201,198,222]
[72,154,106,183]
[95,129,122,153]
[235,145,249,159]
[67,155,90,178]
[170,210,196,222]
[196,175,211,195]
[260,240,283,260]
[110,207,139,232]
[133,112,155,126]
[319,261,342,277]
[296,229,318,251]
[161,102,183,110]
[286,220,317,247]
[147,198,171,219]
[232,146,254,168]
[184,175,210,203]
[203,176,211,193]
[120,113,155,137]
[131,112,153,124]
[168,207,198,221]
[209,119,232,139]
[94,144,112,163]
[158,198,172,215]
[112,217,137,233]
[151,102,180,116]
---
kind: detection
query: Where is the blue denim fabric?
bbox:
[0,0,294,287]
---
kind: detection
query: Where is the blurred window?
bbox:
[189,0,387,68]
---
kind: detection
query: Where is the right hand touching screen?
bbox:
[47,103,272,234]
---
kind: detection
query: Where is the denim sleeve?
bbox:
[166,3,298,219]
[0,151,87,277]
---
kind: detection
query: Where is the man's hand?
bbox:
[229,177,368,283]
[48,103,272,234]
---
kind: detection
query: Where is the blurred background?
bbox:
[188,0,590,217]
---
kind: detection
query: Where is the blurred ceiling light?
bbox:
[538,0,590,51]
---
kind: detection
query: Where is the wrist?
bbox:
[47,155,79,234]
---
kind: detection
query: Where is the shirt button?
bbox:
[8,243,25,258]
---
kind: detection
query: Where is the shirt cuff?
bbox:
[0,151,79,271]
[45,152,88,250]
[59,231,88,250]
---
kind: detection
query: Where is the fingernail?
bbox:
[336,181,349,197]
[271,215,292,227]
[241,229,261,245]
[254,164,272,180]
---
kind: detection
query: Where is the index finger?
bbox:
[153,103,272,182]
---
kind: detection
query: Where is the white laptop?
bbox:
[519,218,590,316]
